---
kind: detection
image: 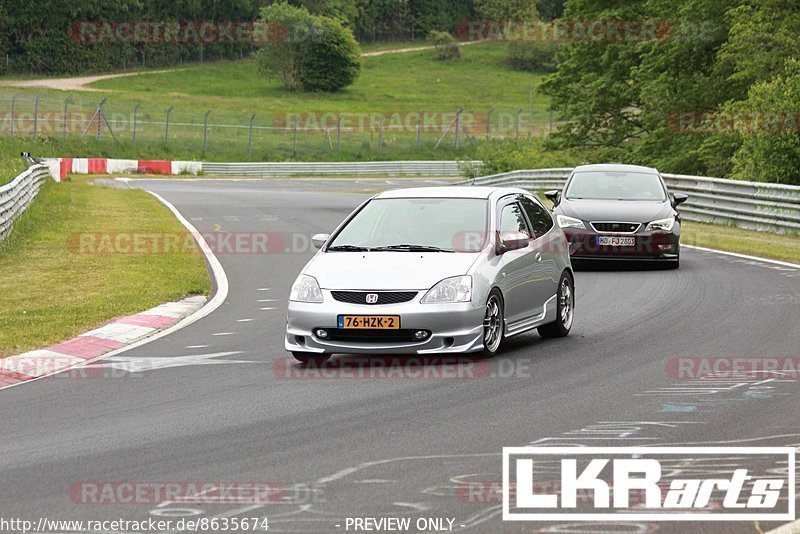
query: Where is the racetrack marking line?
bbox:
[258,299,277,302]
[683,245,800,269]
[258,288,271,291]
[212,332,235,336]
[0,191,229,391]
[186,345,209,349]
[260,307,275,311]
[237,319,254,322]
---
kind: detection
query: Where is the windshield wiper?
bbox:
[327,244,372,252]
[372,244,454,253]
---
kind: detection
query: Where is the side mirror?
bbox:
[497,231,531,254]
[311,233,330,250]
[672,193,688,207]
[544,190,561,206]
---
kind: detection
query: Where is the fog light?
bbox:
[414,330,430,340]
[315,329,329,339]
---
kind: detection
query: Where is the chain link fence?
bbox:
[0,92,561,158]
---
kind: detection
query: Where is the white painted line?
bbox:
[237,319,254,323]
[258,299,277,302]
[186,345,209,349]
[683,245,800,269]
[260,307,275,311]
[766,518,800,534]
[212,332,235,336]
[0,191,230,390]
[257,288,271,291]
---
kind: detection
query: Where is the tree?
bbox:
[254,2,317,91]
[255,2,361,92]
[729,59,800,185]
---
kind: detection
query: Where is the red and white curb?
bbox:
[0,191,230,390]
[0,296,206,387]
[42,158,202,182]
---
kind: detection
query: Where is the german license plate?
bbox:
[337,315,400,329]
[598,236,635,246]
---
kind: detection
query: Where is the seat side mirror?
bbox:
[672,193,688,207]
[312,233,330,249]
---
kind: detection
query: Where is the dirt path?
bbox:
[0,42,484,92]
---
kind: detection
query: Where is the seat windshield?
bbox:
[565,171,667,201]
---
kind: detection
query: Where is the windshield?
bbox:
[565,171,667,201]
[328,197,488,252]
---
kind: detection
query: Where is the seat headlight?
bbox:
[556,215,586,229]
[646,217,675,232]
[290,274,324,303]
[421,276,472,304]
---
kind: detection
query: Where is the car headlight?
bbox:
[646,217,675,232]
[556,215,586,229]
[421,276,472,304]
[290,274,324,303]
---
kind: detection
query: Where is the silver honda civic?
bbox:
[284,186,575,364]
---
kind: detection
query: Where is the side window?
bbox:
[520,196,554,237]
[499,202,531,237]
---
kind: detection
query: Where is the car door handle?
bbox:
[535,252,542,262]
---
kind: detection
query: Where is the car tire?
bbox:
[481,289,505,357]
[538,271,574,339]
[291,352,331,365]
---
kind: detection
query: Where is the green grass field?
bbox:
[0,42,553,162]
[0,176,210,357]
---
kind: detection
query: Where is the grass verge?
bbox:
[681,220,800,264]
[0,175,211,357]
[0,157,27,186]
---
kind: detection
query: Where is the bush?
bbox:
[428,31,461,61]
[472,138,579,175]
[255,2,361,92]
[300,17,362,92]
[506,42,559,73]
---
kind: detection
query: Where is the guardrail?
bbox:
[0,162,51,243]
[201,160,478,177]
[465,169,800,233]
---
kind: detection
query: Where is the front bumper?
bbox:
[563,228,680,261]
[285,291,485,355]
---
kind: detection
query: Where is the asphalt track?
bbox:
[1,177,799,534]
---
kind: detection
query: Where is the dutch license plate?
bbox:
[337,315,400,329]
[598,236,635,247]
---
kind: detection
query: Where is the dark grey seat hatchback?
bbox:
[547,163,688,268]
